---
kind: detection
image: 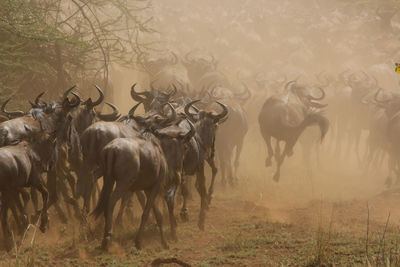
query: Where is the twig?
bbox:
[151,257,191,267]
[366,203,370,261]
[378,212,391,264]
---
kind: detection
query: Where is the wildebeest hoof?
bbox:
[385,176,393,188]
[265,158,272,167]
[198,221,205,231]
[134,239,142,250]
[273,173,280,182]
[287,150,293,157]
[101,235,112,251]
[162,241,170,249]
[180,210,189,222]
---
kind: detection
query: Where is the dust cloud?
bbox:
[110,0,400,209]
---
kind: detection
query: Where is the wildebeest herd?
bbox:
[1,51,399,253]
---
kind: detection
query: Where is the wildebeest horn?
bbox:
[308,87,326,101]
[35,92,46,106]
[170,52,178,65]
[184,100,201,122]
[284,80,296,92]
[63,85,77,100]
[91,85,105,107]
[211,101,228,122]
[235,83,252,102]
[182,120,196,140]
[129,102,142,117]
[130,83,151,102]
[67,92,81,107]
[160,102,177,125]
[161,85,177,99]
[1,98,25,118]
[374,88,390,104]
[184,51,195,63]
[96,102,120,121]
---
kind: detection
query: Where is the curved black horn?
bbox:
[211,101,228,122]
[63,85,77,100]
[184,100,201,122]
[284,80,296,91]
[130,83,151,103]
[1,98,24,118]
[96,102,120,121]
[308,87,326,101]
[67,91,81,107]
[182,119,196,140]
[160,102,177,125]
[128,102,142,117]
[91,85,105,107]
[35,92,46,106]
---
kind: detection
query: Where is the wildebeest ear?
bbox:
[24,124,33,133]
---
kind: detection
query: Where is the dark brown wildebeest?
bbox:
[91,106,194,250]
[180,100,228,230]
[258,81,329,182]
[0,91,80,251]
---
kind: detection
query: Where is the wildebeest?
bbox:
[258,81,329,181]
[0,90,80,251]
[180,100,228,230]
[91,104,194,250]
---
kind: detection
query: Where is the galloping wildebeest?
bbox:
[258,81,329,181]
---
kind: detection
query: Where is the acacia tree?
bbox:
[0,0,155,105]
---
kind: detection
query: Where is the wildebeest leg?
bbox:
[273,141,282,182]
[195,168,208,230]
[8,193,24,234]
[91,180,100,213]
[46,167,58,208]
[136,191,146,211]
[101,183,124,251]
[206,158,218,205]
[152,196,169,249]
[30,187,39,215]
[135,186,160,250]
[32,177,49,233]
[0,194,12,251]
[218,150,227,186]
[13,191,29,233]
[179,175,190,222]
[116,191,132,227]
[233,139,244,183]
[262,134,273,167]
[18,189,30,228]
[165,181,178,241]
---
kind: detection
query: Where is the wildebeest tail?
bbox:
[91,147,115,219]
[302,112,330,142]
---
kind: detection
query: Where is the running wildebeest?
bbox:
[258,81,329,181]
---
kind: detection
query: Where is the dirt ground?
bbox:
[1,139,399,267]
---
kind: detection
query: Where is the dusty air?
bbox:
[0,0,400,266]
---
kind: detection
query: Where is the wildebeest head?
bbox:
[182,51,218,82]
[130,83,177,113]
[137,52,178,77]
[184,100,228,149]
[374,88,400,119]
[72,85,120,134]
[284,81,327,109]
[129,101,179,131]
